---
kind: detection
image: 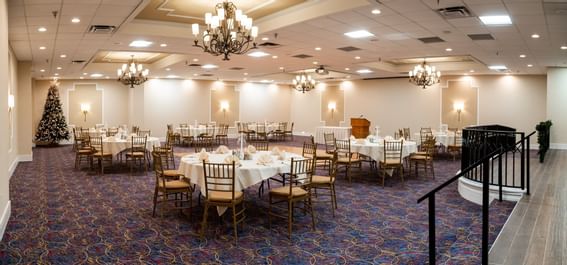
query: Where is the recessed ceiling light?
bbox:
[488,65,507,70]
[561,46,567,50]
[261,37,269,41]
[193,73,199,76]
[60,54,67,58]
[83,72,88,76]
[344,30,374,38]
[371,9,381,15]
[345,68,350,71]
[519,54,526,58]
[469,70,475,73]
[105,76,110,79]
[479,15,512,25]
[71,17,80,23]
[166,75,179,79]
[243,73,248,76]
[160,43,167,47]
[313,61,318,65]
[192,58,199,62]
[56,66,62,70]
[356,69,373,74]
[260,80,273,83]
[354,56,361,60]
[527,64,533,67]
[79,77,84,79]
[445,48,453,52]
[165,68,171,71]
[346,75,351,78]
[272,55,278,59]
[40,69,45,72]
[90,73,103,77]
[315,47,322,51]
[54,73,59,76]
[531,34,540,39]
[37,27,47,32]
[248,51,270,57]
[243,78,247,81]
[129,40,153,47]
[201,64,218,69]
[39,46,46,50]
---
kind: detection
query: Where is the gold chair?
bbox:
[335,139,361,183]
[215,124,229,145]
[410,136,436,178]
[167,124,181,145]
[106,127,119,137]
[256,123,268,141]
[447,129,462,161]
[193,137,216,153]
[379,140,404,187]
[249,139,269,151]
[126,135,148,173]
[284,122,294,141]
[310,153,338,216]
[180,127,194,146]
[152,152,193,217]
[272,122,286,141]
[75,135,93,169]
[323,133,336,154]
[89,136,113,174]
[307,136,332,173]
[137,130,151,137]
[403,128,411,140]
[131,126,140,135]
[268,157,316,239]
[201,161,245,240]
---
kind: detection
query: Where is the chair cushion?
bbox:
[270,186,308,197]
[159,180,190,189]
[77,149,93,154]
[93,152,112,157]
[126,151,145,157]
[337,157,360,163]
[316,152,333,159]
[208,191,243,202]
[381,158,402,165]
[163,169,181,177]
[312,175,334,184]
[410,155,430,160]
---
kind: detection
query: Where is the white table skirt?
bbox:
[314,126,352,144]
[176,127,207,136]
[103,137,161,156]
[350,139,417,162]
[413,132,459,146]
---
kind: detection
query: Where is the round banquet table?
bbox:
[350,139,418,162]
[102,136,161,156]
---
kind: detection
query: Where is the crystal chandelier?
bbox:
[117,56,149,88]
[191,1,259,60]
[293,73,317,93]
[408,60,441,89]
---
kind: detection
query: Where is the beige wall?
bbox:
[321,85,344,127]
[32,79,130,138]
[441,80,478,129]
[7,47,18,169]
[290,86,323,134]
[1,0,12,239]
[547,68,567,146]
[211,84,239,125]
[17,61,32,158]
[68,84,103,128]
[238,82,291,123]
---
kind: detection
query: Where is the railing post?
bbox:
[482,160,490,265]
[498,154,503,201]
[520,132,525,190]
[429,195,436,265]
[526,135,531,195]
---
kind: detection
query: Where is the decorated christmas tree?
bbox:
[35,79,70,145]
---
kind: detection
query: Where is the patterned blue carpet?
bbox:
[0,137,515,264]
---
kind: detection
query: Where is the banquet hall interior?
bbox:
[1,0,567,264]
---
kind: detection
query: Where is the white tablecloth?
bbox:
[350,139,417,162]
[413,131,459,146]
[103,137,161,156]
[176,127,207,136]
[314,126,352,144]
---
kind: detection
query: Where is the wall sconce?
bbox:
[220,101,229,121]
[8,94,14,112]
[453,102,464,122]
[328,101,337,119]
[80,103,90,122]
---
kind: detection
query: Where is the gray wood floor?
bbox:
[490,150,567,265]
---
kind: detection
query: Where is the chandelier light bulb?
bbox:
[409,60,440,89]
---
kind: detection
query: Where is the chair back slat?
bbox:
[249,140,269,151]
[302,141,317,160]
[383,140,403,163]
[202,161,237,199]
[285,158,315,196]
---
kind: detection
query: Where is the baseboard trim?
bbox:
[0,201,11,241]
[550,143,567,150]
[18,153,33,162]
[8,153,34,179]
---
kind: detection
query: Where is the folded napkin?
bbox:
[384,135,394,141]
[257,153,273,165]
[198,148,209,161]
[271,147,282,156]
[223,155,240,165]
[216,145,230,154]
[247,145,257,154]
[350,135,356,141]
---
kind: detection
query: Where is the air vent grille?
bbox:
[337,46,361,52]
[72,60,86,64]
[292,54,313,59]
[468,34,494,40]
[258,42,281,47]
[88,25,116,34]
[200,73,214,77]
[187,63,202,67]
[418,37,445,43]
[437,6,474,19]
[229,67,244,70]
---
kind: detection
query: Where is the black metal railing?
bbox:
[535,120,552,163]
[417,132,535,264]
[462,128,536,194]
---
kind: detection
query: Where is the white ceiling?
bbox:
[7,0,567,83]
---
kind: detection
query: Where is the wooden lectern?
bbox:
[351,118,370,138]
